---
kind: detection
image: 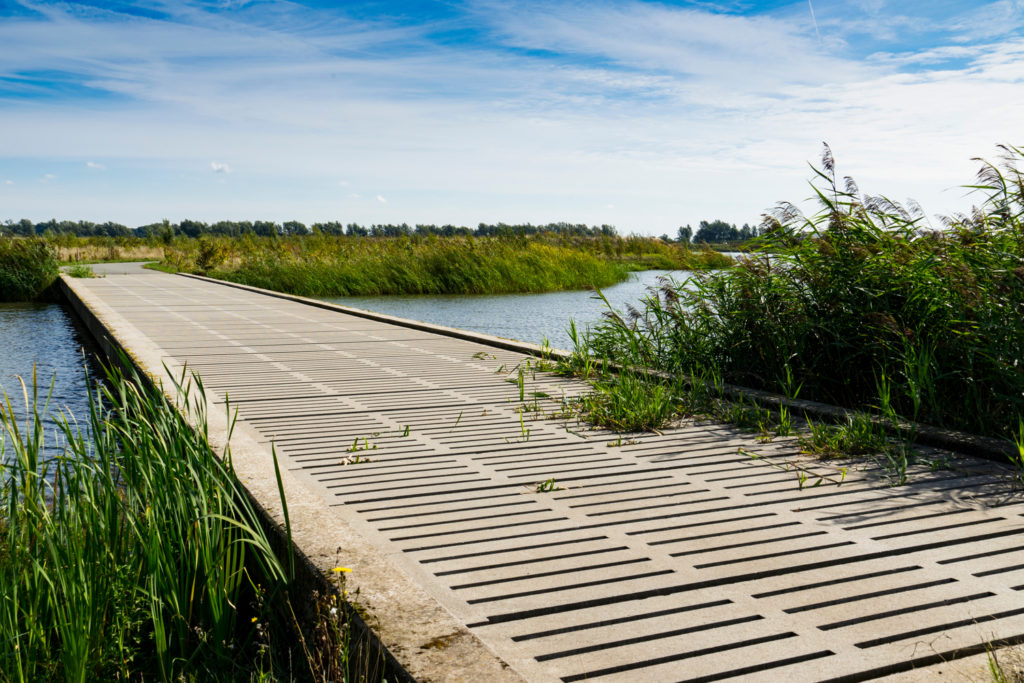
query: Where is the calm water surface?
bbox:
[323,269,694,350]
[0,302,102,445]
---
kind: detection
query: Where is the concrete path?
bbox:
[63,269,1024,682]
[64,260,156,276]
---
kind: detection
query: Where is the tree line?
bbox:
[674,219,764,244]
[1,217,760,243]
[0,219,620,239]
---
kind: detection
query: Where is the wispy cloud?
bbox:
[0,1,1019,229]
[86,161,105,170]
[376,195,387,204]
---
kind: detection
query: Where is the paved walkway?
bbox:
[65,269,1024,682]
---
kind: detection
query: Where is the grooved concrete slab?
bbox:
[66,269,1024,682]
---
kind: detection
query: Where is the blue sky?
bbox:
[1,0,1022,234]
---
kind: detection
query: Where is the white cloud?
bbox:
[3,180,13,186]
[86,161,106,170]
[40,173,56,183]
[0,2,1019,230]
[376,195,387,203]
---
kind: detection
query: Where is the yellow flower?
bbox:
[251,617,258,623]
[331,567,352,573]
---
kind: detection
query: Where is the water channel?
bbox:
[323,269,695,350]
[0,301,103,446]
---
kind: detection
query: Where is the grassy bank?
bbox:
[570,145,1024,445]
[0,365,356,681]
[0,238,59,301]
[159,233,731,296]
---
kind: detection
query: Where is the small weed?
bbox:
[505,409,532,443]
[347,437,378,453]
[472,351,497,361]
[774,404,794,437]
[718,397,771,432]
[799,413,889,457]
[66,263,96,278]
[535,478,565,493]
[986,643,1024,683]
[740,447,847,490]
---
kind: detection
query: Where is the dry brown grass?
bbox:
[58,244,162,263]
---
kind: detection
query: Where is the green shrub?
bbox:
[0,238,59,301]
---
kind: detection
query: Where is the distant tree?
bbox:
[159,219,174,244]
[677,225,692,243]
[693,219,740,243]
[178,219,208,238]
[281,220,308,236]
[3,219,35,236]
[313,221,345,236]
[252,221,278,237]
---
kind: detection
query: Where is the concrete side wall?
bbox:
[59,274,524,683]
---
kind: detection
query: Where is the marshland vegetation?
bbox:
[0,365,359,681]
[566,145,1024,457]
[0,238,59,302]
[0,222,731,300]
[161,232,731,296]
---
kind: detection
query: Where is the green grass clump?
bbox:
[66,263,96,278]
[0,365,357,681]
[0,238,59,301]
[576,372,679,432]
[573,145,1024,443]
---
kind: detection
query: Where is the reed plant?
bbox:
[572,145,1024,444]
[0,238,58,301]
[0,363,356,681]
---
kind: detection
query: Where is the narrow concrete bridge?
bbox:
[63,266,1024,682]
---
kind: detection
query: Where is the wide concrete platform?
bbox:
[62,268,1024,682]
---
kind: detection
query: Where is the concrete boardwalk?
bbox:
[64,268,1024,682]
